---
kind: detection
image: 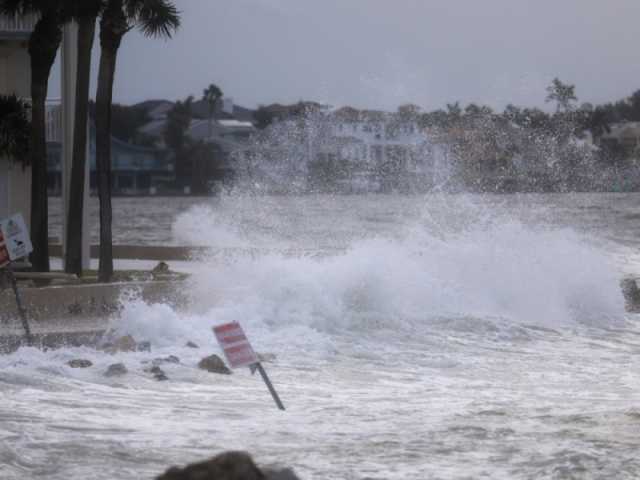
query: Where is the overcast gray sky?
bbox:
[51,0,640,111]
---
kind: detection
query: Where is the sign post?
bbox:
[0,214,34,345]
[213,321,285,411]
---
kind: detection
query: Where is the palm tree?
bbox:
[0,1,68,273]
[203,83,222,138]
[64,1,104,276]
[95,0,179,282]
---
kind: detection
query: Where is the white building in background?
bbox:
[0,13,85,266]
[0,13,36,223]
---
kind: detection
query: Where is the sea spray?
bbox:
[109,199,627,360]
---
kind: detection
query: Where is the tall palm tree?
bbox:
[64,0,104,276]
[203,83,222,138]
[95,0,179,282]
[0,0,66,273]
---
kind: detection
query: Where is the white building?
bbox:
[0,13,37,223]
[0,13,85,266]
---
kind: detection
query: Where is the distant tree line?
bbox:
[249,79,640,193]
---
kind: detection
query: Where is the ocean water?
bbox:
[4,193,640,479]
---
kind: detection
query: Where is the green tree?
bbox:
[546,77,577,113]
[164,95,192,182]
[89,101,150,144]
[254,105,276,129]
[95,0,180,282]
[0,94,31,164]
[203,83,222,138]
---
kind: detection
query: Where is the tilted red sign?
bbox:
[213,322,258,369]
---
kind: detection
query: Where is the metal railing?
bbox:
[46,101,62,143]
[0,13,38,34]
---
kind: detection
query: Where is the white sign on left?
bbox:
[0,214,33,262]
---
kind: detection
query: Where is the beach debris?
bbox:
[67,359,93,368]
[197,354,231,375]
[185,341,199,349]
[105,363,128,377]
[155,451,300,480]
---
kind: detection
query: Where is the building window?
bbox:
[118,174,134,190]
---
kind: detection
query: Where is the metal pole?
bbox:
[6,263,33,346]
[255,363,285,411]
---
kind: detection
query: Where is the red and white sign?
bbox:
[0,231,9,268]
[213,322,258,369]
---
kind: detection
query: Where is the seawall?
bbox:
[0,280,188,353]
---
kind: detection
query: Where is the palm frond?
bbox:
[0,0,34,16]
[125,0,179,38]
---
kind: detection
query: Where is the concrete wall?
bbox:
[0,41,30,96]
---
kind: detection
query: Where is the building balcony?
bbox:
[0,13,38,40]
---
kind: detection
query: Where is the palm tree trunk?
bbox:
[28,13,63,273]
[65,17,96,276]
[95,0,126,282]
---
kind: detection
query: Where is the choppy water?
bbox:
[5,193,640,479]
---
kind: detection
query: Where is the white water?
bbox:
[3,194,640,479]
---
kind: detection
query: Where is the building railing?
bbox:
[0,13,38,34]
[46,101,62,143]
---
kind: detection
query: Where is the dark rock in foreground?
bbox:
[621,278,640,312]
[198,354,231,375]
[105,363,128,377]
[156,451,300,480]
[67,359,93,368]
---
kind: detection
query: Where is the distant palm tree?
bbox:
[95,0,180,282]
[64,0,104,276]
[203,83,223,138]
[0,0,66,273]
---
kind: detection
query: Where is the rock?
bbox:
[152,355,180,366]
[155,452,302,480]
[257,353,277,363]
[137,341,152,352]
[103,335,137,354]
[145,365,169,381]
[152,262,171,274]
[105,363,128,377]
[67,359,93,369]
[621,278,640,311]
[147,365,164,375]
[264,468,301,480]
[155,451,266,480]
[185,341,199,349]
[197,354,231,375]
